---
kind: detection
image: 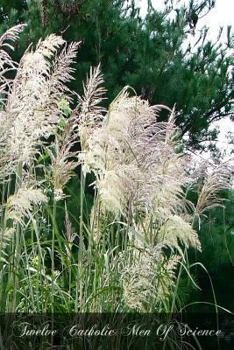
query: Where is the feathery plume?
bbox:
[158,215,201,252]
[49,115,79,201]
[3,34,78,169]
[82,89,188,218]
[0,24,26,98]
[80,64,106,123]
[6,187,48,224]
[195,162,232,215]
[78,65,106,167]
[120,247,180,312]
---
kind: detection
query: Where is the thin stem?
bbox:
[75,168,86,312]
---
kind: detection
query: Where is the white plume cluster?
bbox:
[79,74,232,310]
[0,27,79,238]
[0,29,79,178]
[6,187,48,224]
[120,246,180,312]
[0,25,232,313]
[81,87,200,248]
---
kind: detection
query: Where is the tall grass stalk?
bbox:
[76,169,86,312]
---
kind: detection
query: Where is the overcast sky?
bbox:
[139,0,234,159]
[139,0,233,28]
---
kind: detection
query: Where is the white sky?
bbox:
[139,0,234,159]
[139,0,234,29]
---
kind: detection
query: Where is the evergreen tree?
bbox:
[0,0,233,148]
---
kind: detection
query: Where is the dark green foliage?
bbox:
[198,189,234,271]
[0,0,233,148]
[0,0,27,21]
[188,189,234,311]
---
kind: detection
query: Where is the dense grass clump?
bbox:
[0,26,232,315]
